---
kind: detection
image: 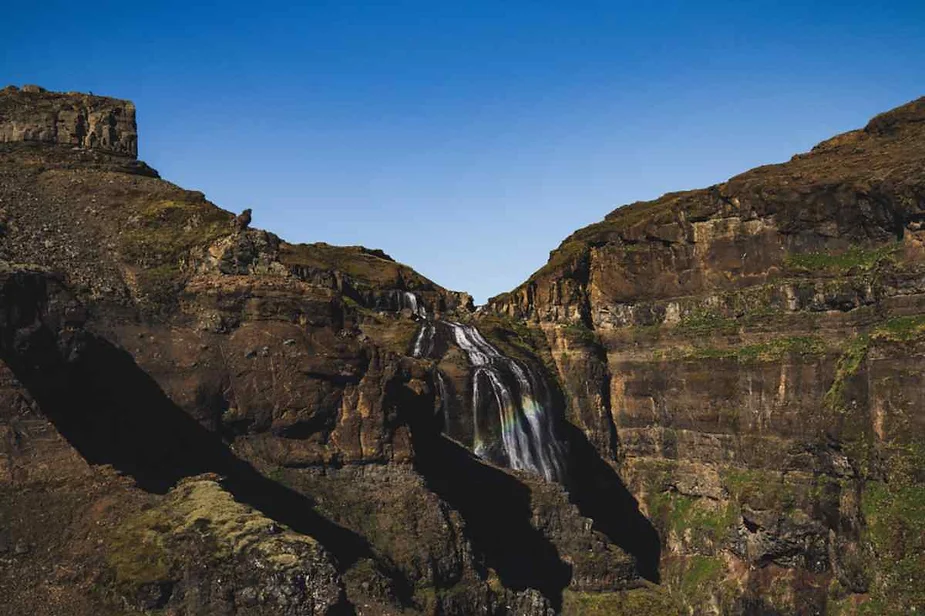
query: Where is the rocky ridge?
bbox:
[0,85,138,156]
[488,96,925,614]
[1,85,924,615]
[0,87,639,616]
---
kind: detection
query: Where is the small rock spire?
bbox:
[234,208,252,231]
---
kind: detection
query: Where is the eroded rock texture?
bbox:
[0,85,138,157]
[0,86,635,616]
[0,84,923,615]
[488,96,925,614]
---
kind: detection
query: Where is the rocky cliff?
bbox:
[0,85,137,157]
[0,85,923,616]
[488,96,925,614]
[0,87,637,616]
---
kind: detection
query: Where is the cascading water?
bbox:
[412,317,566,482]
[377,290,428,319]
[446,322,566,482]
[412,321,436,358]
[434,370,451,431]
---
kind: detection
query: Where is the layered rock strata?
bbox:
[487,96,925,614]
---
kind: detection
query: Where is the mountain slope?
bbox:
[2,83,924,615]
[487,96,925,614]
[0,85,637,616]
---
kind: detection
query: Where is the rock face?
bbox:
[0,84,923,615]
[487,96,925,613]
[0,86,640,616]
[0,85,137,157]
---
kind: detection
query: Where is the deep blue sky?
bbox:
[4,2,924,303]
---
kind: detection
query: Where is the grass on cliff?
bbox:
[105,478,318,593]
[870,314,925,342]
[561,586,681,616]
[117,198,232,304]
[647,492,738,548]
[118,198,231,269]
[561,554,734,616]
[858,441,925,613]
[561,321,598,345]
[723,468,801,511]
[280,241,433,293]
[784,244,898,274]
[657,335,826,363]
[106,508,174,589]
[825,315,925,416]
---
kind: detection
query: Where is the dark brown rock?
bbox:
[0,86,137,156]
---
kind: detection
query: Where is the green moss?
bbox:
[647,492,738,546]
[562,321,598,345]
[737,336,826,361]
[824,335,870,414]
[723,468,799,511]
[677,308,738,335]
[664,335,826,364]
[784,244,898,273]
[657,555,737,613]
[859,441,925,613]
[871,314,925,342]
[106,509,174,588]
[678,555,726,602]
[561,586,681,616]
[118,198,230,271]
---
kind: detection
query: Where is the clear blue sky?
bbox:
[4,1,924,303]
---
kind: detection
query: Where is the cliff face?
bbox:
[0,87,636,616]
[0,85,138,157]
[1,85,923,615]
[487,97,925,613]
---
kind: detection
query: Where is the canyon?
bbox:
[0,84,922,615]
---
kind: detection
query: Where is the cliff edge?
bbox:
[0,85,137,157]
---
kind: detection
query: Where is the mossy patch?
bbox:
[658,335,826,363]
[824,335,870,414]
[859,440,925,613]
[560,321,598,345]
[646,491,738,549]
[677,307,739,335]
[561,585,681,616]
[119,198,231,270]
[657,555,737,614]
[723,467,799,511]
[106,508,174,589]
[871,314,925,342]
[117,198,232,307]
[105,477,321,592]
[784,244,898,274]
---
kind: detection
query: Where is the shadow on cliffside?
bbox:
[512,334,662,583]
[560,423,662,582]
[0,314,413,608]
[407,411,572,611]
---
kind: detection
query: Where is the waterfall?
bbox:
[412,321,435,358]
[401,291,427,318]
[379,290,428,319]
[434,370,451,431]
[442,322,566,482]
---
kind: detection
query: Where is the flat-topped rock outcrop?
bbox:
[0,85,137,157]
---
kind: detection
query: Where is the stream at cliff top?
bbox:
[409,305,566,482]
[379,290,428,319]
